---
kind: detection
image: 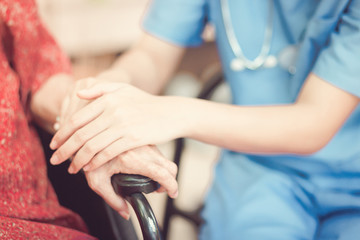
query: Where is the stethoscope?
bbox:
[220,0,298,74]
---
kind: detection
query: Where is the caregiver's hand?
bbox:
[84,145,178,220]
[50,82,185,174]
[57,69,130,130]
[57,77,96,128]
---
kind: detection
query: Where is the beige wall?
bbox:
[36,0,149,56]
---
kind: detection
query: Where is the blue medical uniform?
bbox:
[143,0,360,239]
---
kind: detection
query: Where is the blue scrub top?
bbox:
[143,0,360,179]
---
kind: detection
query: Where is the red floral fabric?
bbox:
[0,0,95,239]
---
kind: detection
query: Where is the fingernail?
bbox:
[173,190,178,199]
[119,211,130,220]
[50,155,59,165]
[49,140,57,150]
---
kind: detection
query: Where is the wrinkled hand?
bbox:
[50,82,182,175]
[57,77,100,128]
[84,145,178,220]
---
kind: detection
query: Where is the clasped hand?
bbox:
[50,79,179,219]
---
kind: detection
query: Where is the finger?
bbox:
[50,98,104,150]
[77,82,126,100]
[58,77,97,126]
[156,186,166,193]
[86,172,130,220]
[62,85,90,124]
[161,159,177,179]
[109,150,179,198]
[138,145,178,178]
[82,137,142,172]
[144,155,178,198]
[138,160,179,198]
[69,125,124,173]
[50,113,111,166]
[59,95,70,125]
[149,146,178,178]
[64,95,88,123]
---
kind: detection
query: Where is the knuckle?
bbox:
[155,168,169,182]
[92,150,112,167]
[83,142,96,155]
[92,156,104,167]
[170,162,178,176]
[117,155,129,166]
[73,131,87,143]
[88,176,101,190]
[100,148,113,159]
[55,150,66,161]
[69,117,80,129]
[72,156,87,169]
[121,150,132,159]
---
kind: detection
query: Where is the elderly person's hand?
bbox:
[56,77,98,130]
[84,144,178,219]
[52,77,179,204]
[50,82,185,175]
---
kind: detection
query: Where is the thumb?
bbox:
[77,82,124,100]
[100,181,131,220]
[86,172,131,220]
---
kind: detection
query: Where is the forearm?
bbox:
[30,73,74,133]
[173,73,359,155]
[96,33,185,94]
[178,99,327,154]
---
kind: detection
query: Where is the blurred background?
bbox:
[36,0,230,239]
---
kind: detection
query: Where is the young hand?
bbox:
[50,82,184,174]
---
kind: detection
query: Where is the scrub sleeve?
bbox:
[142,0,207,47]
[143,0,360,239]
[312,0,360,98]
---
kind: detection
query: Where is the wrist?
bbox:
[96,68,132,85]
[31,73,74,132]
[161,96,205,140]
[165,96,231,145]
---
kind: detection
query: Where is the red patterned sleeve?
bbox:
[0,0,72,97]
[30,21,72,95]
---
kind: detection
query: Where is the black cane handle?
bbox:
[111,174,163,240]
